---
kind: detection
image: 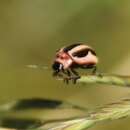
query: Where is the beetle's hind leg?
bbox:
[92,65,97,74]
[92,66,103,77]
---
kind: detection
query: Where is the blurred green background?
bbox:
[0,0,130,129]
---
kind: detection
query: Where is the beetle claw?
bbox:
[71,76,80,84]
[72,78,76,84]
[63,77,70,84]
[63,76,80,84]
[96,72,103,78]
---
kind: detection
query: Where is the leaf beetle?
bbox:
[52,43,98,83]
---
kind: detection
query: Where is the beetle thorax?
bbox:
[55,52,73,69]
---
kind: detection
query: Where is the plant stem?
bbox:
[77,73,130,87]
[45,98,130,130]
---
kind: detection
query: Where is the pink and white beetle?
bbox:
[52,43,98,83]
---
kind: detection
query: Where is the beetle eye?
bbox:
[52,62,60,71]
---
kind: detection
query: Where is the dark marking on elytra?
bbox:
[63,43,82,52]
[72,48,96,57]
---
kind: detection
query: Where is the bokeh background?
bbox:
[0,0,130,129]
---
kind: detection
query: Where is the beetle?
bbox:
[52,43,98,83]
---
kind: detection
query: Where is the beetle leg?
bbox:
[92,66,103,77]
[71,76,80,84]
[61,69,71,77]
[61,69,72,84]
[53,70,70,84]
[52,71,59,77]
[53,71,65,79]
[57,68,80,84]
[63,76,70,84]
[67,69,72,77]
[62,68,79,84]
[53,70,63,77]
[92,66,97,74]
[70,68,80,84]
[71,68,79,76]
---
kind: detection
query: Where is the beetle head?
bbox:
[52,62,63,76]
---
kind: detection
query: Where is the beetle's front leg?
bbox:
[52,71,59,77]
[61,68,80,84]
[65,69,80,84]
[61,69,72,84]
[52,71,65,80]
